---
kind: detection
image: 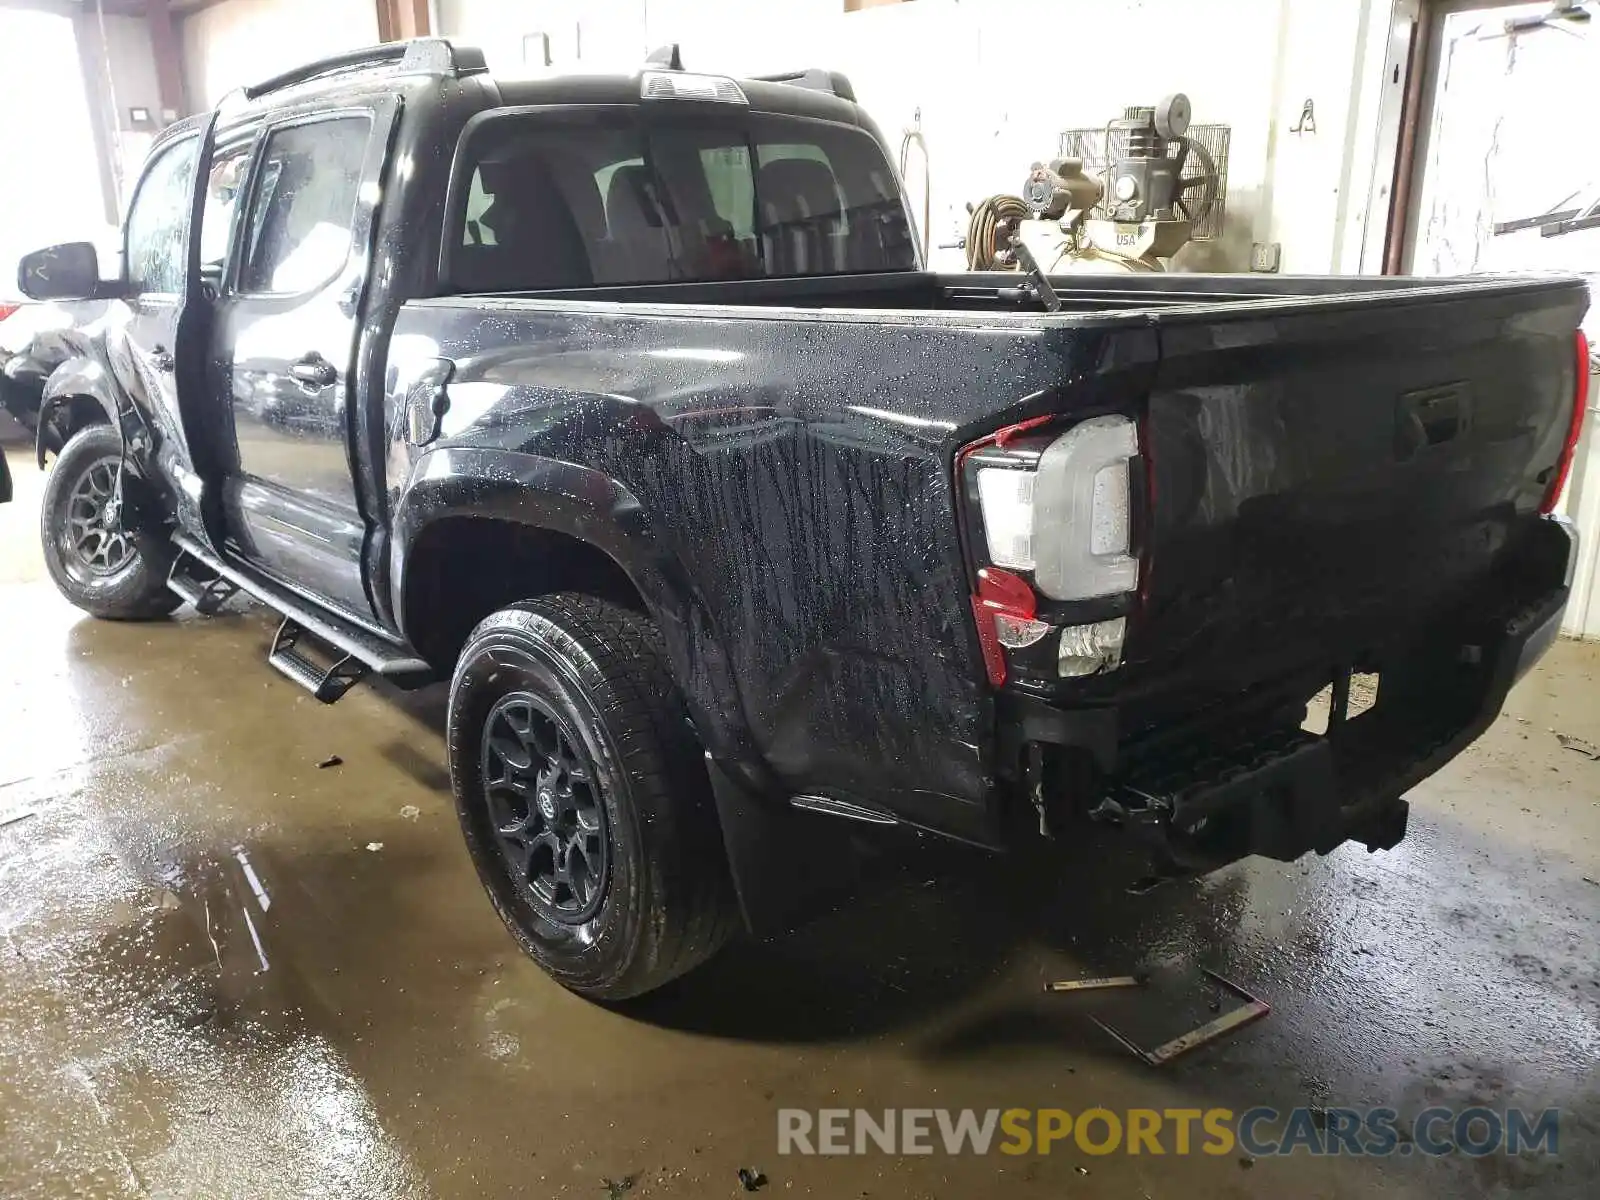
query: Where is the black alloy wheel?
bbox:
[40,423,179,620]
[448,594,737,999]
[481,693,611,924]
[61,455,135,577]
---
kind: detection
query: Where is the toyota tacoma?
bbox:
[7,40,1588,998]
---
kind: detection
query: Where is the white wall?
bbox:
[181,0,379,108]
[170,0,1396,275]
[433,0,1397,274]
[440,0,648,73]
[0,5,106,294]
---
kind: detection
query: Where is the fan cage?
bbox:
[1058,123,1231,241]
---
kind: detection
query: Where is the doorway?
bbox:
[1403,1,1600,637]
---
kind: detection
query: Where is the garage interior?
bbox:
[1,1,1598,1197]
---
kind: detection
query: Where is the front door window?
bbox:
[124,137,197,296]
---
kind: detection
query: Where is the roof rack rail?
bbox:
[644,43,684,70]
[749,68,856,103]
[640,47,855,102]
[242,38,488,100]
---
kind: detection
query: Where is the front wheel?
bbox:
[447,594,737,1000]
[40,423,179,620]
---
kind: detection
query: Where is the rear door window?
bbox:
[238,115,371,295]
[447,110,915,292]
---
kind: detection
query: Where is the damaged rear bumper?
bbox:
[1013,515,1577,874]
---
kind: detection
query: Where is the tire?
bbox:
[40,423,179,620]
[448,594,737,1000]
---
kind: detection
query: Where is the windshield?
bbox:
[446,109,917,292]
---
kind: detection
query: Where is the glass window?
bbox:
[124,136,197,295]
[699,145,754,240]
[239,116,370,295]
[447,111,916,292]
[199,143,252,278]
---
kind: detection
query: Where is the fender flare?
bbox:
[390,446,772,794]
[36,356,119,467]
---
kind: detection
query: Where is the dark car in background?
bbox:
[0,300,112,435]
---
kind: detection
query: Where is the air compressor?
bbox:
[967,94,1220,274]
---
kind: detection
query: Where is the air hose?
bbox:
[965,194,1028,270]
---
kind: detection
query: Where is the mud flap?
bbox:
[705,756,861,938]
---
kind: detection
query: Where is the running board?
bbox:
[269,617,369,703]
[165,554,242,615]
[168,534,434,701]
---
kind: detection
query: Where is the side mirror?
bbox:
[17,242,108,302]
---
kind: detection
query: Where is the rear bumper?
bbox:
[1012,515,1576,872]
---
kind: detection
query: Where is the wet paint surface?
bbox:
[385,275,1586,843]
[1,454,1597,1198]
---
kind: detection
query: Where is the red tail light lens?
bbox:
[971,567,1046,686]
[0,303,19,323]
[1542,330,1590,515]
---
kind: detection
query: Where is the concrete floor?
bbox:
[1,441,1597,1199]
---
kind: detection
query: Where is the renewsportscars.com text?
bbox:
[777,1107,1560,1158]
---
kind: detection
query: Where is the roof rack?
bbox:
[243,38,488,101]
[749,68,856,103]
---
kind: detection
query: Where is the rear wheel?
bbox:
[40,423,179,620]
[447,594,736,1000]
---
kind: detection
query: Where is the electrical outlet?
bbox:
[1250,242,1282,273]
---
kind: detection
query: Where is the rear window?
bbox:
[446,110,917,292]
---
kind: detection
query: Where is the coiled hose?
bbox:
[965,194,1028,270]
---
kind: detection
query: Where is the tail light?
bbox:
[1541,329,1590,514]
[959,414,1141,685]
[0,303,19,323]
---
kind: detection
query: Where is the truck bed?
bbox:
[389,271,1587,835]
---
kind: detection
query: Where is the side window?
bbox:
[699,146,754,240]
[238,116,370,295]
[199,144,253,278]
[445,111,917,293]
[462,170,496,246]
[124,136,197,295]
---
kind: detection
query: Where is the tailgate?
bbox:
[1124,278,1587,714]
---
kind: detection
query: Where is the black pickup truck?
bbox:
[6,40,1589,999]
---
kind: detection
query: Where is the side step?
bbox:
[165,556,242,615]
[168,534,434,703]
[269,617,370,703]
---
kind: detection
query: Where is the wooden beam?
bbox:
[143,0,188,116]
[70,8,124,223]
[374,0,428,42]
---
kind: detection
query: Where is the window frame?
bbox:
[437,103,911,292]
[231,108,376,301]
[198,127,265,291]
[121,132,200,300]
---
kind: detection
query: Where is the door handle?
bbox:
[288,353,338,388]
[151,345,175,372]
[405,358,456,446]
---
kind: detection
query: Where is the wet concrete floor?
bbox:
[1,444,1597,1198]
